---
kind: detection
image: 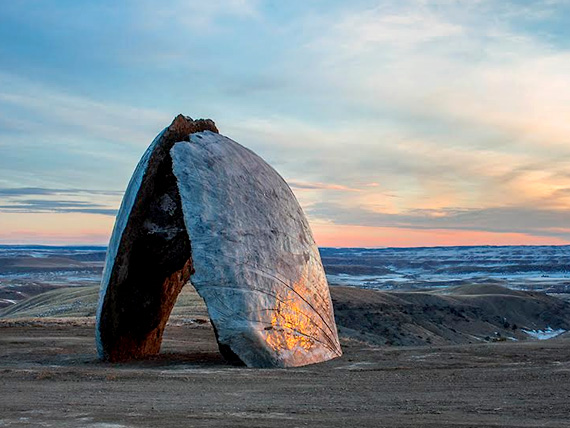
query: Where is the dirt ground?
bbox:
[1,321,570,428]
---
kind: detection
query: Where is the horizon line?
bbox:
[1,243,569,250]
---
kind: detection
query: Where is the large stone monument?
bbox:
[96,115,342,367]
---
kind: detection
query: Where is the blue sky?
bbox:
[1,0,570,246]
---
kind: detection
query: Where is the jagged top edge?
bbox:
[165,114,219,143]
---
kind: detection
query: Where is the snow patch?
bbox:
[522,327,566,340]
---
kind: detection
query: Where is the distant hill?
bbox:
[2,283,569,347]
[0,284,208,321]
[332,283,570,346]
[0,248,105,309]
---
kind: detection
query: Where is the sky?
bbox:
[1,0,570,247]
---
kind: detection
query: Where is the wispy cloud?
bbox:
[0,72,174,192]
[288,181,362,192]
[0,199,118,216]
[300,1,570,150]
[0,73,170,147]
[317,8,463,52]
[0,187,122,197]
[134,0,261,30]
[308,202,570,239]
[0,187,120,217]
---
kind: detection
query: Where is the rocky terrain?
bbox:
[2,246,570,426]
[3,283,570,348]
[2,283,570,427]
[322,245,570,294]
[333,284,570,346]
[0,246,104,309]
[3,244,570,309]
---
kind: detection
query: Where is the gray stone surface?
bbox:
[96,116,342,367]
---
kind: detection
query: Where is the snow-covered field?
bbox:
[522,327,566,340]
[0,245,105,260]
[321,245,570,293]
[0,246,106,308]
[1,244,570,295]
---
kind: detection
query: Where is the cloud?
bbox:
[133,0,261,30]
[0,188,70,197]
[307,202,570,239]
[323,8,463,52]
[0,72,176,192]
[229,0,570,245]
[300,1,570,150]
[0,199,118,216]
[288,181,362,192]
[0,73,170,147]
[0,187,122,197]
[0,187,120,217]
[552,188,570,197]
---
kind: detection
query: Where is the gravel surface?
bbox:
[1,321,570,427]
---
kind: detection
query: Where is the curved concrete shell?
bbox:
[96,115,342,367]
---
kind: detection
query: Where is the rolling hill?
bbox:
[2,283,569,347]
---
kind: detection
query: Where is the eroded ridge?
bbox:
[97,115,342,367]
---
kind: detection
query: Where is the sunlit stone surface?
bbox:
[96,115,342,367]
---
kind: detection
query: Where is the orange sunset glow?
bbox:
[311,223,570,248]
